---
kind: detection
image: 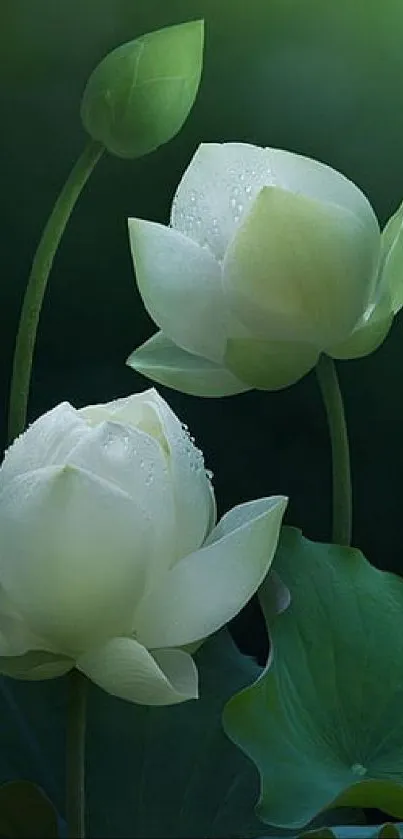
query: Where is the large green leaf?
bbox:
[223,528,403,831]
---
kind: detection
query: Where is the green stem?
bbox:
[315,353,352,546]
[7,139,104,443]
[66,669,88,839]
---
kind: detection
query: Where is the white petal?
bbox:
[0,465,152,655]
[66,419,177,575]
[127,331,249,396]
[82,387,217,559]
[77,637,198,705]
[79,391,167,444]
[171,143,379,265]
[128,217,226,362]
[171,142,277,259]
[135,496,288,649]
[140,389,217,559]
[0,403,89,486]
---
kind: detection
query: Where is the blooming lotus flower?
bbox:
[127,143,403,396]
[0,389,287,705]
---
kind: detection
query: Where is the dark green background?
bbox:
[1,0,403,654]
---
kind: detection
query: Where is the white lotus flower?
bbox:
[127,142,402,395]
[0,389,287,705]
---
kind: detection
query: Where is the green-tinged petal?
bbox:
[77,637,198,705]
[225,336,319,390]
[267,147,379,239]
[223,186,379,347]
[0,465,152,654]
[0,587,53,657]
[0,402,88,487]
[128,218,225,362]
[328,305,394,359]
[0,650,73,680]
[127,331,250,397]
[380,200,403,314]
[135,496,287,649]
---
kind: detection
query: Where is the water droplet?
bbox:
[206,468,214,480]
[351,763,367,777]
[102,428,130,459]
[189,191,197,204]
[245,184,253,195]
[230,197,237,209]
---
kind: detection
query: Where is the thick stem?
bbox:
[66,669,88,839]
[8,139,103,442]
[315,353,352,546]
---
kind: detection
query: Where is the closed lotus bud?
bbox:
[0,389,286,705]
[126,143,396,397]
[81,20,204,159]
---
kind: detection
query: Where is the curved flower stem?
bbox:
[7,138,104,443]
[315,354,352,546]
[66,669,88,839]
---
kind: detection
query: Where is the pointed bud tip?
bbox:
[81,20,205,159]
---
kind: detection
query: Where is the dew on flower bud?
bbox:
[102,428,131,459]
